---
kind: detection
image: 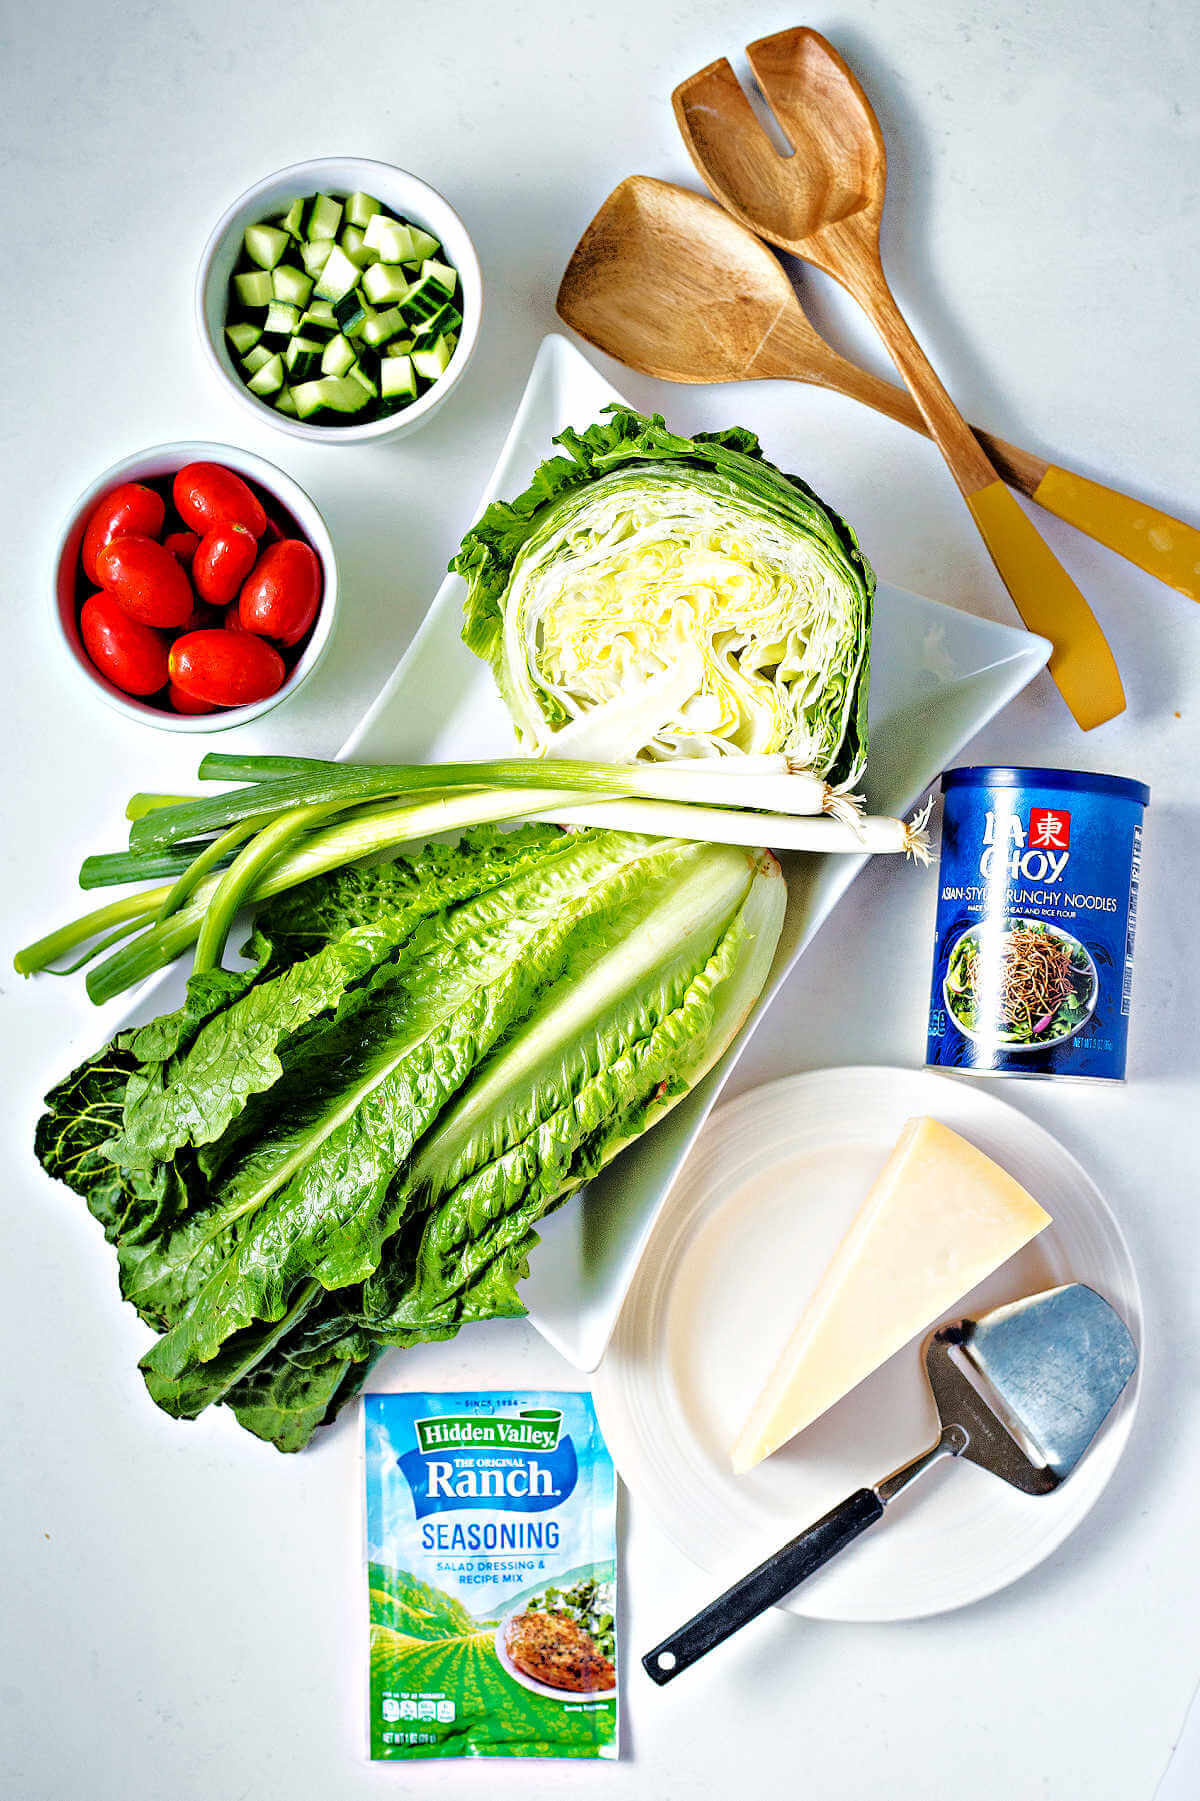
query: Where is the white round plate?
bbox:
[593,1066,1142,1623]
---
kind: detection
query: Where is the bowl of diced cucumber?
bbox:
[197,158,482,442]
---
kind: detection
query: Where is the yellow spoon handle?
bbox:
[966,481,1126,731]
[1029,465,1200,603]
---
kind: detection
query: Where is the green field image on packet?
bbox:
[363,1391,618,1760]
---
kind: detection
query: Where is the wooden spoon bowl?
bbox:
[556,175,820,384]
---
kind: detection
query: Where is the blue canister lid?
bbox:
[941,766,1149,809]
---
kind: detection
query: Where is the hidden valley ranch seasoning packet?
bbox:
[363,1391,618,1760]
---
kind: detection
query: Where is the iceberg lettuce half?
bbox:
[455,408,874,788]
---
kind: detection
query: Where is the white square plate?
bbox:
[340,332,1051,1370]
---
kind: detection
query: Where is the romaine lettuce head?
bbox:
[36,825,785,1451]
[455,407,873,788]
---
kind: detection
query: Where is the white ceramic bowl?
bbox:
[196,157,483,444]
[53,440,338,732]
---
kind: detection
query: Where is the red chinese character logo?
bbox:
[1029,807,1070,849]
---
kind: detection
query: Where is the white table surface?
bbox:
[2,3,1198,1797]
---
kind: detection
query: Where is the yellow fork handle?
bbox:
[966,480,1126,731]
[1030,466,1200,604]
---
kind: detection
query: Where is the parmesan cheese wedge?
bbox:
[730,1116,1052,1474]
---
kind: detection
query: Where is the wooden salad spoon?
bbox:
[673,28,1126,730]
[557,176,1200,611]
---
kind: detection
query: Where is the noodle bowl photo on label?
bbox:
[944,918,1098,1051]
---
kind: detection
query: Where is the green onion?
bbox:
[126,793,195,821]
[14,888,167,978]
[154,815,276,925]
[130,756,849,854]
[42,915,159,975]
[199,752,343,783]
[79,844,235,891]
[533,796,931,859]
[16,754,925,1009]
[84,786,564,1004]
[192,802,349,973]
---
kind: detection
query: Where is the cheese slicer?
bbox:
[643,1283,1137,1683]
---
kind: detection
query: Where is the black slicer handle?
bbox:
[642,1486,884,1684]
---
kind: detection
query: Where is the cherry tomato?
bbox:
[238,539,322,646]
[80,593,169,696]
[81,483,166,584]
[193,523,259,607]
[173,463,267,539]
[168,682,217,715]
[164,530,200,567]
[169,630,286,707]
[223,603,249,633]
[95,534,195,629]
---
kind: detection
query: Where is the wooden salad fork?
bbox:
[557,176,1200,610]
[674,28,1127,730]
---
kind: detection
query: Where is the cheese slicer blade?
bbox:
[932,1282,1138,1492]
[643,1283,1137,1683]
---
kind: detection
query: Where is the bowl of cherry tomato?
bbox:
[53,442,337,731]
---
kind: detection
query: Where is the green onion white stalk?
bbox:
[532,796,931,859]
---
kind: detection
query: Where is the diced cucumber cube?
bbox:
[274,386,299,417]
[321,334,356,377]
[413,301,459,340]
[407,226,441,262]
[412,334,454,381]
[299,300,337,336]
[363,214,417,263]
[234,269,274,309]
[301,237,336,276]
[345,191,382,229]
[348,361,379,398]
[263,300,301,337]
[247,352,284,396]
[332,288,367,332]
[280,198,306,238]
[284,334,323,378]
[226,321,262,355]
[340,224,378,268]
[400,269,452,324]
[361,305,409,348]
[272,263,313,307]
[244,223,290,270]
[423,259,457,295]
[380,353,417,401]
[314,244,361,303]
[291,375,369,417]
[362,262,410,306]
[242,344,274,375]
[306,193,344,241]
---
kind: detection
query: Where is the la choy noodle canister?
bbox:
[926,766,1149,1082]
